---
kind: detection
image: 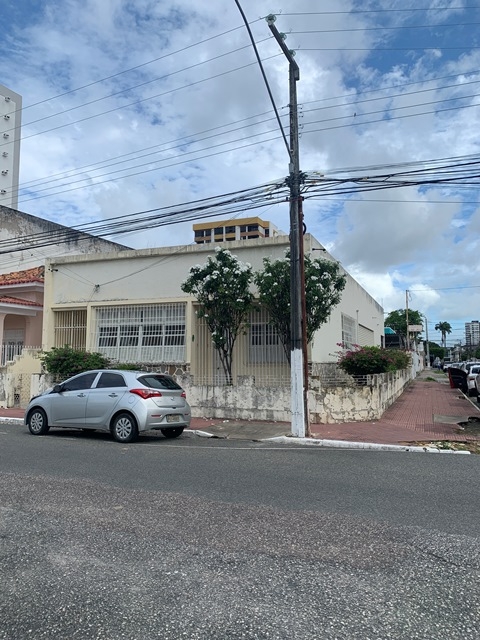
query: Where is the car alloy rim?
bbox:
[30,413,43,433]
[116,417,132,439]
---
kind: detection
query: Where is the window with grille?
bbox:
[54,310,87,349]
[341,313,356,349]
[249,309,286,363]
[94,304,186,363]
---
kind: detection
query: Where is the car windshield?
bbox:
[138,374,182,390]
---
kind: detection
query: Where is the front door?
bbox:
[49,372,98,427]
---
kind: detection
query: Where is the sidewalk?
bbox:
[188,370,480,447]
[4,371,480,448]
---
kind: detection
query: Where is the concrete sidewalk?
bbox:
[4,370,480,449]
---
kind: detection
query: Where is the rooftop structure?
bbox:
[193,217,285,244]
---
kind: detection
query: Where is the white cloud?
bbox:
[1,0,480,339]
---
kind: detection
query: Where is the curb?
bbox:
[265,436,471,453]
[5,421,473,453]
[190,430,471,453]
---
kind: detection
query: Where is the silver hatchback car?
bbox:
[25,369,191,443]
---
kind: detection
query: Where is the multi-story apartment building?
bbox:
[0,84,21,210]
[193,217,284,244]
[465,320,480,347]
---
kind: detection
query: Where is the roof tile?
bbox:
[0,265,45,285]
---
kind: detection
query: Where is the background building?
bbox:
[0,84,22,210]
[193,217,284,244]
[465,320,480,347]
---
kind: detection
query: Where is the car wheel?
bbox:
[28,408,50,436]
[161,427,184,439]
[111,412,138,443]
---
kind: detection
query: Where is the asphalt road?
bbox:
[1,424,479,640]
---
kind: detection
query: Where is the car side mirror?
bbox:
[52,384,63,393]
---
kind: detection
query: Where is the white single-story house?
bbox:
[41,232,384,387]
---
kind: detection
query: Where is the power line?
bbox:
[290,22,480,33]
[3,38,272,140]
[234,1,291,159]
[7,93,479,207]
[1,53,281,151]
[14,22,261,114]
[5,70,476,202]
[280,7,480,15]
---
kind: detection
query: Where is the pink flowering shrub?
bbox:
[337,345,410,376]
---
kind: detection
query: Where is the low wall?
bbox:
[26,366,413,424]
[181,368,413,424]
[308,368,411,424]
[0,348,42,408]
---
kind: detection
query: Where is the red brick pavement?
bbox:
[308,379,480,445]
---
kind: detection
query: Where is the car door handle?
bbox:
[77,393,86,397]
[108,393,118,397]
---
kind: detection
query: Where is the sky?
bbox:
[1,0,480,347]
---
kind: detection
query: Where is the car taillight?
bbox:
[130,388,162,400]
[181,391,186,398]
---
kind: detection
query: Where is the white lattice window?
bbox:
[54,310,87,349]
[249,309,287,363]
[341,313,356,349]
[94,303,186,363]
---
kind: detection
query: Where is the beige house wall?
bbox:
[42,234,384,363]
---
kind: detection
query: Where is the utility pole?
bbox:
[425,316,430,367]
[267,14,307,437]
[405,289,410,351]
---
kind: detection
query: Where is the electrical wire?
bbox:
[234,0,291,160]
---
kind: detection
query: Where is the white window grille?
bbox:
[341,313,356,349]
[94,303,186,364]
[191,305,289,386]
[54,310,87,349]
[249,317,286,363]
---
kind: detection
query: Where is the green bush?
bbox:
[338,345,410,376]
[40,346,110,380]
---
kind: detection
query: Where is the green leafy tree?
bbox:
[434,321,452,348]
[425,341,445,360]
[254,253,346,362]
[181,247,254,384]
[40,346,110,380]
[385,308,424,342]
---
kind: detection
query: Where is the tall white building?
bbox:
[465,320,480,347]
[0,84,21,210]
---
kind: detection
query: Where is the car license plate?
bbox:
[166,414,180,423]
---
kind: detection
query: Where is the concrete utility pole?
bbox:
[266,15,307,437]
[405,289,410,351]
[425,316,430,367]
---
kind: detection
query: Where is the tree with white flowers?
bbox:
[254,253,346,363]
[181,247,254,384]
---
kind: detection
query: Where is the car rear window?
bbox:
[138,375,182,390]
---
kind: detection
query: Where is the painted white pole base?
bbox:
[291,347,305,438]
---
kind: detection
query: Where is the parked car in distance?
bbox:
[475,373,480,403]
[25,369,191,443]
[466,364,480,397]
